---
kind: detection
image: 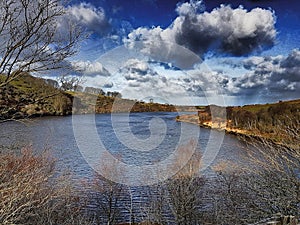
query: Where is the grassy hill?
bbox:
[0,74,73,120]
[227,100,300,130]
[177,99,300,143]
[0,74,178,121]
[69,91,177,114]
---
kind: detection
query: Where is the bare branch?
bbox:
[0,0,85,87]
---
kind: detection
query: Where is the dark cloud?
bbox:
[103,82,114,88]
[124,33,202,69]
[149,61,181,71]
[229,49,300,98]
[280,49,300,68]
[220,59,244,69]
[179,70,230,97]
[175,4,276,56]
[125,1,276,64]
[177,49,300,102]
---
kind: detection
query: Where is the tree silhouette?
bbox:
[0,0,84,87]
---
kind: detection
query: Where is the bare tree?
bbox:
[0,0,84,87]
[134,141,206,225]
[243,117,300,219]
[211,161,263,225]
[0,146,88,224]
[59,74,82,91]
[209,115,300,224]
[89,173,126,225]
[164,141,206,225]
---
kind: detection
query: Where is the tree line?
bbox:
[226,101,300,135]
[199,101,300,137]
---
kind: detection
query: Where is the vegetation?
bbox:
[208,117,300,224]
[226,100,300,134]
[173,100,300,224]
[193,99,300,144]
[1,71,299,224]
[0,73,73,120]
[0,147,89,225]
[72,91,176,114]
[1,1,297,222]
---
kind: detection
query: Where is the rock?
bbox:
[12,112,25,119]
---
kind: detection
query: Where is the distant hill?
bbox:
[0,74,179,121]
[70,91,177,114]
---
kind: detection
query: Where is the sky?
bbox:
[56,0,300,106]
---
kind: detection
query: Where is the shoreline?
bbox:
[0,110,187,123]
[176,114,297,150]
[175,114,258,137]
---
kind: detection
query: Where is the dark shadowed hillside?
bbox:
[0,73,73,120]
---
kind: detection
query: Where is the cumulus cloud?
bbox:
[72,60,111,77]
[176,0,204,16]
[280,49,300,68]
[116,59,191,102]
[174,49,300,103]
[78,49,300,105]
[125,1,276,63]
[120,59,158,86]
[91,49,299,105]
[151,61,181,71]
[65,3,110,35]
[85,77,114,89]
[227,49,300,98]
[124,28,202,69]
[103,82,114,88]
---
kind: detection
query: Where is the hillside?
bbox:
[0,74,178,121]
[70,91,177,114]
[177,99,300,143]
[0,74,73,120]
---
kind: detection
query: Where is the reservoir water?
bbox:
[0,112,247,185]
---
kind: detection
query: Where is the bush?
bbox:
[0,146,88,224]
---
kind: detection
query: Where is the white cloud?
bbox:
[226,49,300,99]
[280,49,300,68]
[123,59,151,75]
[107,59,191,103]
[121,59,158,85]
[71,60,111,77]
[124,27,201,69]
[84,76,114,89]
[176,0,204,16]
[165,48,300,103]
[78,49,300,105]
[64,3,110,35]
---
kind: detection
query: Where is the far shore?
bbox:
[176,113,259,137]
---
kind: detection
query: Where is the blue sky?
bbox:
[61,0,300,105]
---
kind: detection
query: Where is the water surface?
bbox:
[0,112,247,183]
